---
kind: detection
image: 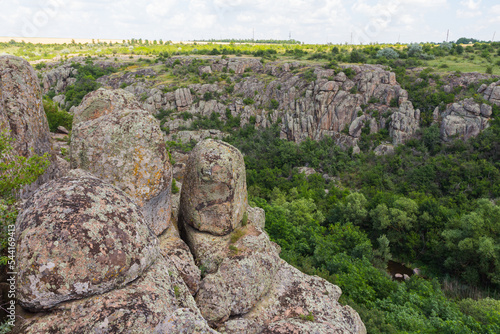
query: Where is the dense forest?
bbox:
[1,39,500,333]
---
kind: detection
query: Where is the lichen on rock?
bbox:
[180,139,248,236]
[15,170,159,311]
[70,89,173,235]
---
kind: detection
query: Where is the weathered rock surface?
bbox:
[220,260,366,334]
[71,87,142,124]
[374,143,395,156]
[0,55,65,197]
[0,55,51,158]
[13,256,212,334]
[180,139,247,236]
[389,101,420,145]
[70,89,172,235]
[483,79,500,106]
[41,57,418,147]
[440,98,491,141]
[15,171,159,311]
[179,139,365,333]
[159,229,201,296]
[194,225,282,326]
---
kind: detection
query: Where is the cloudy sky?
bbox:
[1,0,499,44]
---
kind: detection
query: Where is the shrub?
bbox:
[243,97,255,105]
[376,48,399,59]
[172,179,180,194]
[343,68,356,79]
[407,43,423,57]
[43,98,73,132]
[270,99,279,109]
[302,68,317,82]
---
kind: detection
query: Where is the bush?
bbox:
[43,98,73,132]
[302,69,317,82]
[407,43,423,57]
[270,99,279,109]
[243,97,255,105]
[376,48,399,59]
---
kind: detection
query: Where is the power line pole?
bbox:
[493,32,496,42]
[252,28,254,41]
[446,29,449,42]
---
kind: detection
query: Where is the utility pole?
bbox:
[446,29,449,42]
[289,31,291,40]
[252,28,254,41]
[493,32,496,42]
[350,32,353,45]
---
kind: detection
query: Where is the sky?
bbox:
[0,0,499,44]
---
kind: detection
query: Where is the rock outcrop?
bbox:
[389,101,420,145]
[0,55,51,157]
[440,98,491,141]
[71,87,142,124]
[15,171,159,311]
[180,139,247,236]
[40,57,419,148]
[482,79,500,106]
[0,55,64,197]
[179,139,366,333]
[13,170,213,333]
[70,89,172,235]
[220,261,366,334]
[2,54,369,334]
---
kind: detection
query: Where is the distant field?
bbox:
[428,55,500,75]
[0,37,125,44]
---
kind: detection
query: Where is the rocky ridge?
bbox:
[3,56,366,333]
[40,56,419,149]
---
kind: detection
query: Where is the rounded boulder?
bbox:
[180,139,247,236]
[15,171,159,311]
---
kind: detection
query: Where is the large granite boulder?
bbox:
[0,55,51,157]
[0,55,66,197]
[483,80,500,106]
[180,139,247,236]
[389,101,420,145]
[70,89,172,235]
[13,256,214,334]
[193,225,282,326]
[72,87,142,124]
[440,98,491,141]
[220,261,366,334]
[15,170,159,311]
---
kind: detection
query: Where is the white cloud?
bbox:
[146,0,176,17]
[460,0,481,10]
[456,9,482,18]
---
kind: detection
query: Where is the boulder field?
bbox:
[1,55,366,333]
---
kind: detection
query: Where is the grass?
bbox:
[230,228,245,243]
[427,55,500,75]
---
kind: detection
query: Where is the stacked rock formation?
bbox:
[13,170,215,333]
[6,57,366,333]
[179,139,366,333]
[440,98,492,141]
[0,55,64,197]
[70,88,172,235]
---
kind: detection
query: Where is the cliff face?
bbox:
[41,56,420,149]
[3,56,366,334]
